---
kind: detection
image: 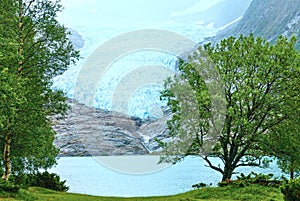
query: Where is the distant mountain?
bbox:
[193,0,252,28]
[206,0,300,49]
[170,0,252,29]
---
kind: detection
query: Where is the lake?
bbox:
[49,156,282,197]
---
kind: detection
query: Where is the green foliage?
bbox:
[192,182,211,189]
[0,0,79,178]
[10,171,69,192]
[28,172,69,192]
[160,34,300,181]
[217,172,283,189]
[0,180,20,193]
[218,180,249,188]
[9,173,30,188]
[237,172,273,183]
[277,159,300,180]
[262,104,300,179]
[237,172,282,187]
[280,178,300,201]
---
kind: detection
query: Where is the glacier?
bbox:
[52,0,250,118]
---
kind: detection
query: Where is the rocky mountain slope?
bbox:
[206,0,300,48]
[53,100,170,156]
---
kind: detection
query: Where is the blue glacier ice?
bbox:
[53,0,250,118]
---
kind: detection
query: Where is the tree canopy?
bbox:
[0,0,79,180]
[160,34,300,181]
[262,99,300,179]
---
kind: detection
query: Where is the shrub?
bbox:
[237,172,274,183]
[192,182,210,188]
[280,178,300,201]
[218,179,248,188]
[10,174,31,188]
[29,172,69,192]
[217,172,284,188]
[0,180,20,193]
[9,172,68,191]
[236,172,282,187]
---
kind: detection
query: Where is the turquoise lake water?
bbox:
[50,156,282,197]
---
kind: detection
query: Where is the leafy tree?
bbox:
[0,0,79,180]
[160,34,300,181]
[262,100,300,180]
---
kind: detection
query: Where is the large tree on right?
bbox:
[160,34,300,182]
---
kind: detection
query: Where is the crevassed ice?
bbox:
[128,85,165,118]
[52,24,218,119]
[94,51,178,118]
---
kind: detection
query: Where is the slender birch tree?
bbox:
[0,0,79,180]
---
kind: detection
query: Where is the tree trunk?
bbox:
[290,161,294,180]
[2,132,12,181]
[221,165,233,182]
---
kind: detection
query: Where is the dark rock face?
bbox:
[205,0,300,49]
[232,0,300,44]
[53,100,169,156]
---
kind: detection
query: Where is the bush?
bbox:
[280,178,300,201]
[0,180,20,193]
[11,172,69,192]
[218,179,248,188]
[29,172,69,192]
[192,182,211,189]
[237,172,274,183]
[10,174,31,188]
[236,172,282,187]
[217,172,283,188]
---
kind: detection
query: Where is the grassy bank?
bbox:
[1,184,283,201]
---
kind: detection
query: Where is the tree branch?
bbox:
[202,156,224,174]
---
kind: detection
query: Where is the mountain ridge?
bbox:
[205,0,300,48]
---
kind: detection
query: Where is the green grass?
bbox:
[0,184,284,201]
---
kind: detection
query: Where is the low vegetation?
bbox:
[280,178,300,201]
[10,171,69,192]
[0,184,284,201]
